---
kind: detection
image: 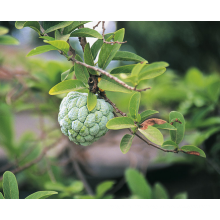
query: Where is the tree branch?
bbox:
[102,21,127,45]
[38,22,150,93]
[93,21,101,29]
[72,58,151,92]
[0,137,64,182]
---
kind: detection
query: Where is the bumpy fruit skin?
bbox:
[58,91,114,146]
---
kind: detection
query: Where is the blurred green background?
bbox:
[0,21,220,199]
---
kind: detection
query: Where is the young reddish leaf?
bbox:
[169,111,185,144]
[140,118,167,130]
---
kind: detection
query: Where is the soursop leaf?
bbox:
[120,134,134,154]
[98,75,132,93]
[74,54,90,86]
[87,91,97,111]
[49,80,86,95]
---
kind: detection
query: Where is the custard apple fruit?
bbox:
[58,91,114,146]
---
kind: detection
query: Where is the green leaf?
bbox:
[0,26,9,35]
[125,168,152,199]
[106,117,136,130]
[87,91,97,111]
[84,43,98,75]
[120,134,134,154]
[26,45,58,57]
[91,33,114,60]
[110,64,135,74]
[0,35,19,45]
[169,111,185,144]
[74,54,90,86]
[98,28,125,70]
[98,75,132,93]
[153,123,177,130]
[129,92,141,120]
[70,28,102,39]
[113,51,147,62]
[173,192,188,199]
[138,126,164,145]
[96,181,115,199]
[44,21,74,34]
[140,110,159,124]
[120,61,147,86]
[55,30,70,41]
[180,145,206,158]
[63,21,90,34]
[138,62,169,82]
[15,21,41,35]
[45,40,69,55]
[25,191,58,199]
[162,140,178,150]
[0,192,5,199]
[49,79,86,95]
[3,171,19,199]
[61,66,74,81]
[153,183,169,199]
[39,36,55,41]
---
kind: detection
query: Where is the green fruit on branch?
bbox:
[58,92,114,146]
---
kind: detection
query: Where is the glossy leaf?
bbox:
[61,66,74,81]
[140,110,159,124]
[98,75,132,93]
[45,40,69,55]
[131,61,148,77]
[0,35,19,45]
[96,181,115,199]
[0,192,5,199]
[125,168,151,199]
[98,28,125,70]
[138,62,169,82]
[120,134,134,154]
[129,92,141,120]
[26,45,58,57]
[153,123,177,130]
[74,54,90,85]
[0,26,9,35]
[113,51,147,62]
[25,191,58,199]
[180,145,206,158]
[70,28,102,39]
[84,43,98,75]
[169,111,185,144]
[162,140,178,150]
[91,33,114,60]
[44,21,74,34]
[55,30,70,41]
[106,117,136,130]
[49,80,86,95]
[110,64,135,74]
[63,21,90,34]
[153,183,169,199]
[3,171,19,199]
[87,91,97,111]
[39,36,55,41]
[15,21,41,35]
[138,126,164,145]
